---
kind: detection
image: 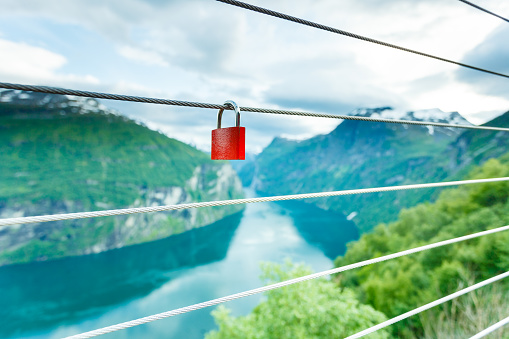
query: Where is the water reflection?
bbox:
[0,192,360,339]
[276,200,359,259]
[0,212,243,337]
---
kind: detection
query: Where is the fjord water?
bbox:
[0,189,358,339]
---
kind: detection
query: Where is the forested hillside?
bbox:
[0,91,244,265]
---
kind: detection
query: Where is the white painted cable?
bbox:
[61,224,509,339]
[2,177,509,227]
[469,316,509,339]
[345,272,509,339]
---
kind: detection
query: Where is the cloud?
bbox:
[456,25,509,98]
[1,0,509,149]
[0,39,65,77]
[0,38,99,86]
[117,46,169,67]
[0,0,241,74]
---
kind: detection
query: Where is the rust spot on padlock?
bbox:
[211,100,245,160]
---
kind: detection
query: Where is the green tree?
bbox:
[206,261,390,339]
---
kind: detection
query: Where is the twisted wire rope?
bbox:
[345,271,509,338]
[1,177,508,227]
[458,0,509,23]
[215,0,509,79]
[62,224,509,339]
[1,82,509,132]
[469,316,509,339]
[0,82,224,109]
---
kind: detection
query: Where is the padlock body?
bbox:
[211,127,245,160]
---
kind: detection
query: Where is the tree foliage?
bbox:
[335,156,509,336]
[206,261,390,339]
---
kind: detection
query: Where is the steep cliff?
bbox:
[0,91,244,265]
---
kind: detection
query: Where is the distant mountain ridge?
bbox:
[0,91,244,266]
[1,90,109,111]
[240,106,509,231]
[350,106,472,126]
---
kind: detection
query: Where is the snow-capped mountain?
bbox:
[239,105,509,233]
[350,107,472,126]
[0,90,114,115]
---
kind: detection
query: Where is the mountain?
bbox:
[240,107,509,232]
[351,106,471,125]
[448,112,509,177]
[0,90,244,266]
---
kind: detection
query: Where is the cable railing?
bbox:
[62,224,509,338]
[469,315,509,339]
[2,82,509,132]
[1,177,508,227]
[216,0,509,79]
[458,0,509,23]
[2,1,509,337]
[346,271,509,338]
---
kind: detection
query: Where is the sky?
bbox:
[0,0,508,153]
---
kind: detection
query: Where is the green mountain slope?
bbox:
[241,108,509,232]
[448,112,509,179]
[0,91,244,265]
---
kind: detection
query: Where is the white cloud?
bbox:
[0,39,65,79]
[410,80,509,121]
[117,45,169,67]
[0,38,99,86]
[0,0,508,149]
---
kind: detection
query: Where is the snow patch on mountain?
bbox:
[0,90,173,140]
[350,107,472,129]
[0,90,117,116]
[411,108,471,125]
[0,90,15,103]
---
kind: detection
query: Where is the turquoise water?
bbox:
[0,190,359,339]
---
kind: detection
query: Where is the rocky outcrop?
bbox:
[0,162,244,265]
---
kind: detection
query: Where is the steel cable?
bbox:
[1,82,509,132]
[458,0,509,23]
[215,0,509,79]
[345,271,509,338]
[0,82,224,109]
[469,316,509,339]
[1,177,508,227]
[62,224,509,339]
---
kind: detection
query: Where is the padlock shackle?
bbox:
[217,100,241,129]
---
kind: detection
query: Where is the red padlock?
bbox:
[211,100,245,160]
